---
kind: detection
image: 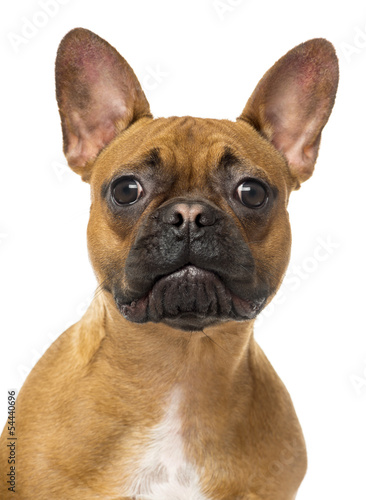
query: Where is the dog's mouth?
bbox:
[115,265,265,331]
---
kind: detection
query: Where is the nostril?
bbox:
[167,211,184,227]
[174,212,184,227]
[195,212,215,227]
[195,213,204,228]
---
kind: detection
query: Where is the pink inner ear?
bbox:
[243,39,339,184]
[56,28,150,171]
[64,81,130,168]
[66,105,124,168]
[265,86,324,180]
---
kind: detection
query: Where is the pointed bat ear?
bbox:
[238,39,339,187]
[55,28,152,182]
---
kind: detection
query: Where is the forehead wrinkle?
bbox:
[212,142,282,194]
[185,141,228,192]
[219,152,273,185]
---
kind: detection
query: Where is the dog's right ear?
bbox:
[55,28,151,182]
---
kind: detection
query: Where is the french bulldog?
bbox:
[0,28,338,499]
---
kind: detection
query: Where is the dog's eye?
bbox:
[112,178,143,206]
[237,180,267,208]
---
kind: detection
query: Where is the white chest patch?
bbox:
[124,389,210,500]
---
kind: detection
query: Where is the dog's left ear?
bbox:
[238,39,339,187]
[55,28,151,181]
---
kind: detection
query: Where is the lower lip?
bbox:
[118,265,264,324]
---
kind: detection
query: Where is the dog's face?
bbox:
[87,116,293,331]
[56,29,338,331]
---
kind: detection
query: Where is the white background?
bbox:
[1,0,365,498]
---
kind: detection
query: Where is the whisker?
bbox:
[92,278,111,300]
[200,328,231,354]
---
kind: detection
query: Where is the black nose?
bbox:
[161,201,217,230]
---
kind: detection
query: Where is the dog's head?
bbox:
[56,28,338,331]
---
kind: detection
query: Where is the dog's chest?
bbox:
[123,390,210,500]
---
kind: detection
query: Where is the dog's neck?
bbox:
[79,292,256,416]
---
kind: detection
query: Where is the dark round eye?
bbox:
[237,180,267,208]
[112,178,143,206]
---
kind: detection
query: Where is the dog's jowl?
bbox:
[0,28,338,499]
